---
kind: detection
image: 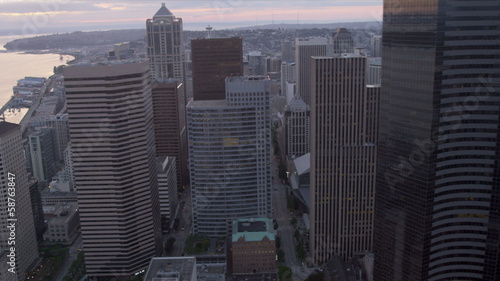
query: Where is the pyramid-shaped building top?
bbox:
[153,3,174,18]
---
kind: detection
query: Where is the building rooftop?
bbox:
[0,121,19,137]
[153,3,174,18]
[144,257,196,281]
[293,153,310,176]
[225,76,269,83]
[232,218,275,242]
[188,99,227,108]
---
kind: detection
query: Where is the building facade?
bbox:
[374,1,500,280]
[0,122,39,281]
[151,80,188,187]
[187,76,271,237]
[43,203,80,245]
[231,218,276,274]
[157,156,178,233]
[28,127,58,183]
[191,37,243,101]
[331,28,354,55]
[370,35,382,57]
[281,61,295,98]
[310,55,379,263]
[64,61,162,279]
[295,38,327,105]
[284,97,310,160]
[146,3,184,81]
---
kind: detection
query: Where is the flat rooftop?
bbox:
[237,221,266,232]
[144,257,196,281]
[0,122,19,136]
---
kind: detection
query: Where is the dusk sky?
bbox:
[0,1,382,35]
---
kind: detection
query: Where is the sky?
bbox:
[0,0,382,35]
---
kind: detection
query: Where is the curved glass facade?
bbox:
[374,1,500,280]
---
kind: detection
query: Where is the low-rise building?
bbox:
[231,218,276,275]
[144,257,197,281]
[43,203,80,245]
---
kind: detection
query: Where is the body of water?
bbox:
[0,35,73,123]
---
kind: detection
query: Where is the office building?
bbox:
[146,3,184,81]
[30,114,70,161]
[151,80,188,187]
[374,1,500,280]
[157,156,178,233]
[280,61,295,98]
[281,41,294,61]
[144,257,197,281]
[231,218,276,274]
[29,180,46,241]
[64,60,162,278]
[331,28,354,54]
[187,76,271,237]
[43,203,80,245]
[191,37,243,100]
[366,57,382,85]
[295,38,327,105]
[284,97,310,160]
[248,51,267,75]
[370,35,382,57]
[28,127,58,183]
[310,55,379,263]
[0,122,39,281]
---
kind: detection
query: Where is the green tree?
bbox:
[296,243,306,260]
[305,272,324,281]
[164,237,176,254]
[278,265,292,281]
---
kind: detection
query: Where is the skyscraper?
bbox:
[146,3,184,81]
[28,127,58,183]
[0,122,39,281]
[370,35,382,57]
[151,80,188,187]
[191,37,243,101]
[374,1,500,280]
[281,41,294,61]
[284,97,310,160]
[295,38,327,105]
[330,28,354,54]
[187,76,271,237]
[64,61,162,278]
[310,55,379,263]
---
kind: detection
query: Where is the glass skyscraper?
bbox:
[374,1,500,280]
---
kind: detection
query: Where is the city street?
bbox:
[168,189,192,257]
[271,153,315,280]
[55,234,83,281]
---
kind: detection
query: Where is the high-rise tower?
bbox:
[330,28,354,55]
[191,37,243,101]
[310,55,379,263]
[295,38,327,105]
[374,1,500,280]
[64,61,162,278]
[146,3,184,81]
[0,122,39,281]
[187,76,271,237]
[151,80,188,187]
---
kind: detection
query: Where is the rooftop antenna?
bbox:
[206,25,213,38]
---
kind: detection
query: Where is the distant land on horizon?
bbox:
[3,21,381,51]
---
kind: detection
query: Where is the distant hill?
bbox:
[3,21,382,52]
[234,21,382,30]
[4,29,146,51]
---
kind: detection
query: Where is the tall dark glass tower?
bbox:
[374,1,500,280]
